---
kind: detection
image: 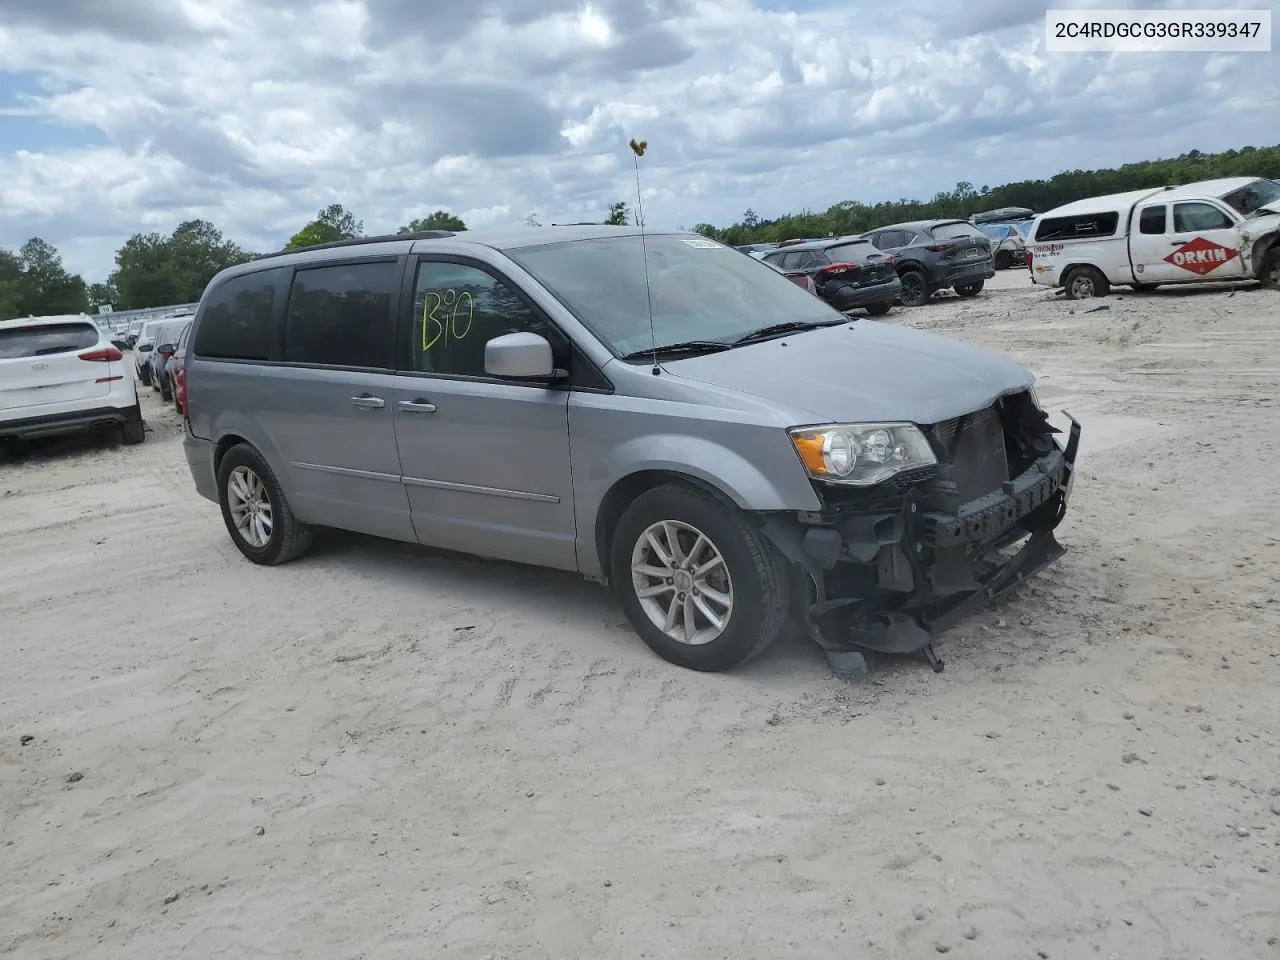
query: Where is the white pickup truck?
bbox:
[1027,176,1280,299]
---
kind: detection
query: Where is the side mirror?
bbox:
[139,343,153,352]
[157,344,175,355]
[484,332,559,380]
[111,339,129,351]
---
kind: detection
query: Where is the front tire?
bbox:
[160,376,172,401]
[216,443,314,565]
[865,301,892,316]
[995,251,1012,270]
[610,482,790,672]
[138,366,151,387]
[955,280,984,297]
[1063,265,1110,300]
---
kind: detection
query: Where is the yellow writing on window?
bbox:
[421,288,475,351]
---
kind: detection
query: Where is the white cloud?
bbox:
[0,0,1275,282]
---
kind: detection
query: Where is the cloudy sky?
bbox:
[0,0,1275,282]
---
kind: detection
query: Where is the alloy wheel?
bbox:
[630,520,734,645]
[227,466,273,548]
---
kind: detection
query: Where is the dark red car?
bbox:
[168,320,192,416]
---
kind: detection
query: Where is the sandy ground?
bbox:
[2,272,1278,960]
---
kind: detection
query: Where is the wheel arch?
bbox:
[593,469,760,585]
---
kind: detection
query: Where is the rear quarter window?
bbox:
[0,323,99,360]
[1034,212,1120,242]
[193,267,287,361]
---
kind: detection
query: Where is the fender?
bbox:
[576,432,823,580]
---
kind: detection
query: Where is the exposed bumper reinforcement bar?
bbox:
[799,412,1082,677]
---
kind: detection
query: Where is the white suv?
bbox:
[0,315,145,445]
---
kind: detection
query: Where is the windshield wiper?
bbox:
[732,318,848,346]
[620,340,733,361]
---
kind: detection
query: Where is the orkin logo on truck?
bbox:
[1029,243,1064,256]
[1164,237,1240,276]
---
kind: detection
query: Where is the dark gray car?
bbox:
[182,226,1081,675]
[760,237,901,315]
[862,220,995,306]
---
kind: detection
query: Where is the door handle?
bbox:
[350,394,385,409]
[398,399,437,414]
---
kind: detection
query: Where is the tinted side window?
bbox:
[1172,202,1234,233]
[194,268,283,360]
[1033,212,1120,242]
[410,261,547,378]
[1139,206,1166,234]
[284,261,398,369]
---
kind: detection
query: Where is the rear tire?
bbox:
[160,376,172,401]
[216,443,314,565]
[898,269,930,307]
[1261,248,1280,289]
[865,301,892,316]
[121,406,145,445]
[955,280,984,297]
[1063,265,1110,300]
[138,366,151,387]
[1131,282,1160,291]
[610,482,790,672]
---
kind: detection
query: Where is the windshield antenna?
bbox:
[629,137,659,375]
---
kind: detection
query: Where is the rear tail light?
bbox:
[924,243,955,253]
[79,346,123,362]
[821,262,860,275]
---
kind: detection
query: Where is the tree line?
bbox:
[4,142,1276,319]
[693,143,1280,246]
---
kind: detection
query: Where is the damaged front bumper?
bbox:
[763,409,1082,672]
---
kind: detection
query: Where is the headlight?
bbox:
[789,422,937,487]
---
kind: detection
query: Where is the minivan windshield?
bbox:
[507,234,839,358]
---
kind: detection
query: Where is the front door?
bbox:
[391,256,577,571]
[1129,200,1246,284]
[255,258,414,543]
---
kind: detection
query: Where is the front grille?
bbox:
[926,406,1009,505]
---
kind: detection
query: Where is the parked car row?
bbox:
[758,218,997,312]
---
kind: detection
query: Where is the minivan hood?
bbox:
[663,320,1034,425]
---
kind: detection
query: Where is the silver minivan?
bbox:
[183,226,1081,673]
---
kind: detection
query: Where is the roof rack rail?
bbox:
[253,230,456,261]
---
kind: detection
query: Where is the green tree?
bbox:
[0,248,23,320]
[110,221,250,309]
[603,201,630,226]
[285,203,364,249]
[15,238,89,316]
[87,281,118,310]
[399,210,467,233]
